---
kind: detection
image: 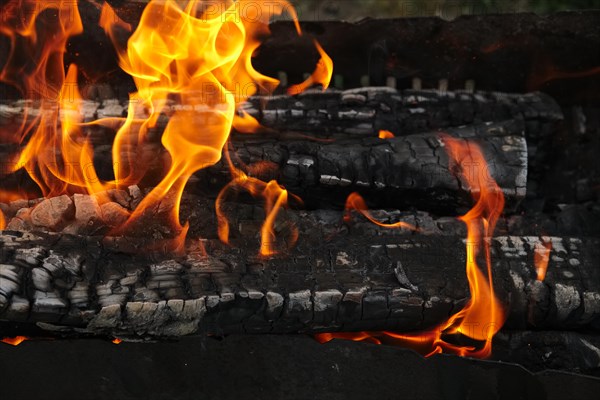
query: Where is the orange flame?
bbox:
[13,64,107,199]
[288,40,333,95]
[99,2,132,37]
[1,336,28,346]
[344,192,419,232]
[0,209,5,230]
[534,240,552,281]
[378,130,395,139]
[0,0,332,250]
[317,136,506,358]
[216,148,299,257]
[0,0,85,192]
[112,338,122,345]
[233,110,263,134]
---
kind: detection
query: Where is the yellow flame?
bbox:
[1,0,332,251]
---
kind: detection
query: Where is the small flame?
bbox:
[216,149,299,257]
[534,240,552,281]
[1,336,28,346]
[317,136,506,359]
[233,111,263,134]
[112,338,122,345]
[344,192,418,231]
[0,209,5,230]
[378,130,395,139]
[287,40,333,95]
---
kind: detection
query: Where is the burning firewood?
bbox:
[0,207,598,339]
[0,0,598,383]
[1,91,549,212]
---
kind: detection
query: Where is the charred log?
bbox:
[197,119,528,212]
[1,88,549,212]
[493,330,600,375]
[0,226,598,339]
[239,88,562,141]
[0,89,561,140]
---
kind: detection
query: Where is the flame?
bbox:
[378,130,395,139]
[112,338,122,345]
[13,64,107,199]
[0,0,83,103]
[287,40,333,95]
[317,136,506,358]
[534,240,552,281]
[344,192,418,231]
[0,0,85,194]
[99,2,132,38]
[233,110,263,134]
[0,0,332,251]
[216,148,299,257]
[0,208,5,230]
[1,336,28,346]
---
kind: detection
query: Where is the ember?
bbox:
[1,336,27,346]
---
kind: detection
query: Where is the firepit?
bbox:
[1,1,599,398]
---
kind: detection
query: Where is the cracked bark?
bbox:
[0,221,598,339]
[2,88,549,212]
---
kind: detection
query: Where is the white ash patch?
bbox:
[554,284,581,322]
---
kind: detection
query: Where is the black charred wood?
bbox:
[0,224,598,339]
[239,88,562,141]
[2,88,556,212]
[202,119,528,213]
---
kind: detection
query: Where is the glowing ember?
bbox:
[534,240,553,281]
[378,130,395,139]
[112,338,122,345]
[1,336,28,346]
[317,136,507,358]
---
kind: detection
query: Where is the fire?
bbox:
[0,0,507,358]
[0,0,86,196]
[287,40,333,95]
[0,0,331,254]
[534,240,552,281]
[1,336,28,346]
[344,192,418,231]
[216,148,300,257]
[378,130,395,139]
[317,136,507,358]
[112,338,122,345]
